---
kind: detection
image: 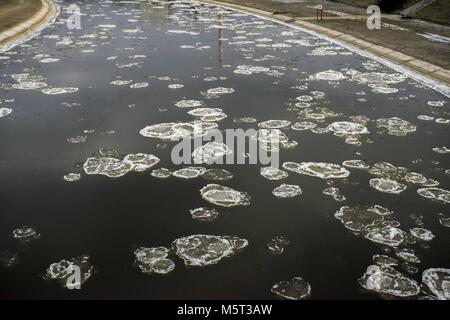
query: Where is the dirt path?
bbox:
[0,0,43,33]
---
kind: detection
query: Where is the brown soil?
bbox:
[0,0,42,33]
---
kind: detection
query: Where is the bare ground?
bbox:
[0,0,42,33]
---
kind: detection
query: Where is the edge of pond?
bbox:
[200,0,450,98]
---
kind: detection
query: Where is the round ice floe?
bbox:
[427,101,446,107]
[352,72,407,85]
[369,178,407,194]
[417,115,434,121]
[282,162,350,179]
[133,247,175,275]
[187,108,227,122]
[98,24,116,29]
[123,153,160,172]
[130,82,149,89]
[200,184,250,207]
[335,206,384,232]
[409,228,435,241]
[272,184,302,198]
[368,205,393,216]
[41,87,79,95]
[358,265,420,297]
[206,87,235,96]
[252,129,289,146]
[168,84,184,89]
[12,81,47,90]
[323,187,346,201]
[172,235,248,267]
[110,80,132,86]
[258,120,291,129]
[296,95,313,102]
[260,167,288,180]
[312,70,345,81]
[63,173,81,182]
[342,160,370,170]
[44,255,94,289]
[175,100,205,108]
[151,168,171,179]
[83,157,133,178]
[422,268,450,300]
[67,135,87,144]
[370,86,398,94]
[39,58,60,63]
[436,118,450,124]
[405,172,427,184]
[439,217,450,228]
[373,254,398,267]
[83,152,159,178]
[190,207,220,222]
[192,142,232,164]
[202,169,233,181]
[139,121,218,140]
[173,167,206,179]
[233,117,257,123]
[376,117,416,136]
[13,226,41,242]
[368,161,408,180]
[417,187,450,204]
[432,146,450,154]
[271,277,311,300]
[291,121,317,131]
[364,226,405,247]
[44,255,93,289]
[0,107,12,118]
[234,65,271,75]
[327,121,369,135]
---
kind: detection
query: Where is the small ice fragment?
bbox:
[200,184,250,207]
[172,235,248,267]
[63,173,81,182]
[189,207,220,222]
[369,178,407,194]
[133,247,175,275]
[13,226,41,242]
[271,277,311,300]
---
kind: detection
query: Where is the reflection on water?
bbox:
[0,0,449,300]
[218,13,224,65]
[140,0,169,21]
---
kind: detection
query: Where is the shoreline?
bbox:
[0,0,59,52]
[200,0,450,95]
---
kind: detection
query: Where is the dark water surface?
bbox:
[0,0,449,299]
